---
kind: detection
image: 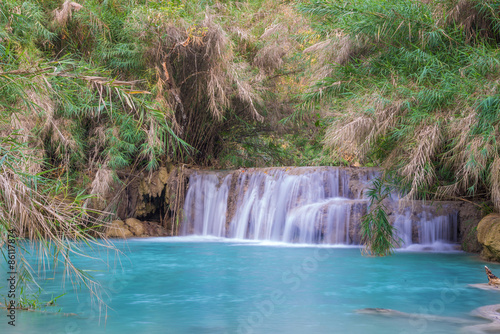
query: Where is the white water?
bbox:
[181,168,459,248]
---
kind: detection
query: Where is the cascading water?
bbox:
[393,209,458,248]
[226,169,356,243]
[418,211,458,244]
[181,173,232,237]
[181,167,460,248]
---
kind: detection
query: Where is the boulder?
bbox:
[143,221,169,237]
[106,218,169,238]
[125,218,145,236]
[106,220,133,238]
[477,213,500,261]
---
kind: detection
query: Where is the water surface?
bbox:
[1,237,499,334]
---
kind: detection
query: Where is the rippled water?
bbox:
[1,237,500,334]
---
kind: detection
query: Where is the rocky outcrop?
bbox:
[458,203,484,253]
[105,219,168,238]
[135,166,170,217]
[477,213,500,261]
[114,164,187,235]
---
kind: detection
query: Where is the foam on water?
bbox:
[397,241,462,252]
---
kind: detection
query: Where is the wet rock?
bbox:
[106,218,169,238]
[123,219,169,237]
[477,214,500,262]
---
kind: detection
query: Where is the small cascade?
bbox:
[181,173,232,237]
[393,209,459,250]
[181,167,461,247]
[281,199,353,244]
[418,211,458,244]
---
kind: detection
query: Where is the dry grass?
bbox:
[3,86,56,175]
[9,113,43,174]
[436,108,497,201]
[447,0,495,42]
[0,143,113,307]
[360,102,406,157]
[401,123,443,199]
[304,33,368,81]
[253,19,298,76]
[260,23,288,40]
[232,62,264,122]
[253,42,290,74]
[87,166,115,211]
[53,1,83,27]
[136,10,265,162]
[202,13,232,121]
[323,113,374,161]
[323,100,406,163]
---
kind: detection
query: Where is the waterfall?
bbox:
[181,173,232,237]
[393,210,458,248]
[181,167,460,247]
[226,169,352,243]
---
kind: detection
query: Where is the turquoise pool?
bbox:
[1,237,499,334]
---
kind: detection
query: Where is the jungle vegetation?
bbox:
[299,0,500,210]
[2,0,500,300]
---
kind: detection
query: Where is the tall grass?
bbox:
[299,0,500,209]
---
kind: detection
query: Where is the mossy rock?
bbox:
[138,167,169,199]
[477,213,500,262]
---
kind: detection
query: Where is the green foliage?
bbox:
[13,286,65,310]
[0,133,116,311]
[0,0,202,211]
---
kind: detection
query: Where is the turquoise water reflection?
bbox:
[1,237,499,334]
